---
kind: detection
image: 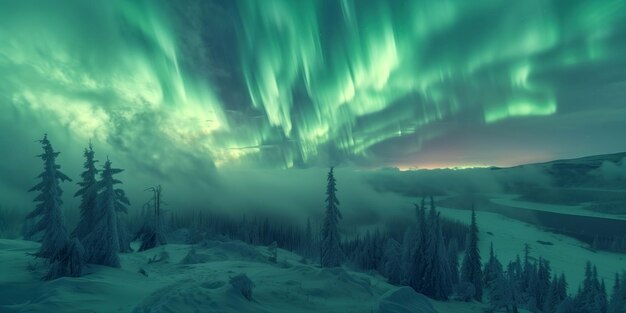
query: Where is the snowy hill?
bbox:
[0,238,482,313]
[507,151,626,190]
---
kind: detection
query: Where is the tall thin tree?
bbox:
[461,205,483,301]
[321,167,342,267]
[417,198,453,300]
[448,238,460,286]
[408,200,429,291]
[82,158,124,267]
[25,134,72,259]
[72,143,98,241]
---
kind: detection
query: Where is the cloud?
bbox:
[593,158,626,181]
[3,0,625,172]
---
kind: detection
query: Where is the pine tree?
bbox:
[407,201,428,292]
[489,272,518,313]
[506,257,524,310]
[461,206,483,301]
[448,238,460,286]
[72,143,99,241]
[576,262,608,313]
[82,159,123,267]
[401,227,413,277]
[544,274,560,313]
[434,211,453,299]
[483,242,504,289]
[321,167,342,267]
[419,198,452,300]
[25,134,71,260]
[599,279,609,313]
[383,238,403,285]
[536,258,552,310]
[556,297,576,313]
[43,238,85,280]
[608,272,626,313]
[523,243,532,291]
[557,273,568,304]
[402,205,420,282]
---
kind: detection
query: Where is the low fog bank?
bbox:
[0,162,559,232]
[1,129,624,234]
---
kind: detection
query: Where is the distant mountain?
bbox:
[516,152,626,169]
[507,152,626,189]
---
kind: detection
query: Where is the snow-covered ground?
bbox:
[437,205,626,294]
[2,203,624,312]
[0,238,476,313]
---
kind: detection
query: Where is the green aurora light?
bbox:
[1,0,626,169]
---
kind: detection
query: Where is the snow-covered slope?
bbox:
[0,238,447,313]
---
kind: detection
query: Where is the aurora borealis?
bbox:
[1,0,626,175]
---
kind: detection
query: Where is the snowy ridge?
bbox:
[0,239,451,313]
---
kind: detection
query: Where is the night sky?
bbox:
[1,0,626,210]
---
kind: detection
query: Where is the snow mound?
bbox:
[377,287,439,313]
[199,240,266,262]
[316,267,373,295]
[179,248,211,264]
[132,279,269,313]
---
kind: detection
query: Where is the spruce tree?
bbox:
[461,206,483,301]
[608,272,626,313]
[576,262,608,313]
[489,272,517,313]
[383,238,403,285]
[447,238,460,286]
[419,199,452,300]
[536,258,552,310]
[407,201,428,292]
[82,159,124,267]
[72,143,99,241]
[544,274,560,313]
[434,210,453,299]
[484,242,504,289]
[557,273,568,303]
[44,238,85,280]
[25,134,71,259]
[523,243,532,291]
[600,279,609,313]
[556,297,576,313]
[321,167,342,267]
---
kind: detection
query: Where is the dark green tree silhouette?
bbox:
[461,206,483,301]
[72,143,98,241]
[25,134,72,259]
[321,167,342,267]
[82,158,127,267]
